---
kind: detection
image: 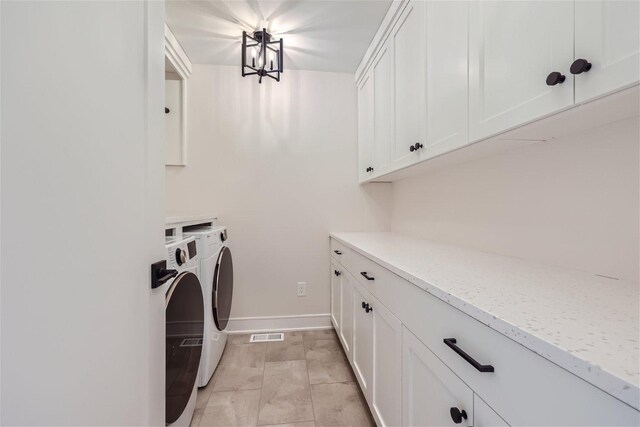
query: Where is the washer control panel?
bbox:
[165,236,198,270]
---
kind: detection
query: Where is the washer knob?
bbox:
[175,248,187,266]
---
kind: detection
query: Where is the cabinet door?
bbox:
[402,326,474,426]
[474,395,509,427]
[469,1,574,141]
[358,71,374,181]
[339,272,354,359]
[391,0,426,169]
[352,281,374,402]
[330,261,341,333]
[372,41,393,174]
[574,1,640,103]
[371,299,402,427]
[424,0,468,159]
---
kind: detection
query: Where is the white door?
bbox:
[330,261,342,332]
[371,298,402,427]
[424,0,469,159]
[372,40,393,175]
[474,395,510,427]
[391,0,426,169]
[469,1,574,141]
[358,71,374,181]
[1,1,165,425]
[402,327,474,427]
[574,1,640,103]
[352,281,374,402]
[340,271,354,359]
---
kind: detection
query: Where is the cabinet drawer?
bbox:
[350,248,395,292]
[396,279,639,426]
[330,238,350,266]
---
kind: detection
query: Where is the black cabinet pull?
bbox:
[570,58,592,75]
[365,305,372,313]
[409,145,415,152]
[443,338,494,373]
[546,71,566,86]
[414,142,423,150]
[334,270,341,277]
[360,272,374,281]
[362,301,366,309]
[334,250,342,255]
[449,407,467,424]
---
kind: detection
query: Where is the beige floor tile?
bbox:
[212,343,266,391]
[198,389,261,426]
[304,339,344,361]
[301,329,337,343]
[190,408,204,427]
[307,358,355,384]
[266,340,305,362]
[228,333,254,345]
[257,360,315,425]
[310,383,374,427]
[260,422,315,427]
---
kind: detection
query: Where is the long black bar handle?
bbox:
[443,338,494,373]
[334,250,342,255]
[360,272,375,281]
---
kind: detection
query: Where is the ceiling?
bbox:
[166,0,392,73]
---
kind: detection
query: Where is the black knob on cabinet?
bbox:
[365,305,372,313]
[414,143,424,150]
[570,58,592,75]
[362,301,367,309]
[366,166,374,172]
[546,71,566,86]
[175,248,186,266]
[449,407,467,424]
[409,145,415,152]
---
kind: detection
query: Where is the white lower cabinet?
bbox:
[330,261,341,332]
[339,270,354,359]
[402,326,475,427]
[352,281,374,400]
[474,395,509,427]
[330,239,639,426]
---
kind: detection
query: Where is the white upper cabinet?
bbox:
[372,40,394,175]
[391,0,427,169]
[358,71,374,181]
[468,1,574,141]
[402,326,475,426]
[574,1,640,103]
[424,0,469,159]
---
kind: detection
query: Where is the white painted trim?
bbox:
[164,24,192,79]
[226,314,333,334]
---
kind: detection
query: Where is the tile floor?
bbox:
[190,329,375,427]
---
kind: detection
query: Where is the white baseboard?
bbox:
[226,313,333,334]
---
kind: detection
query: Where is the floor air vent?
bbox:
[180,338,203,347]
[250,333,284,343]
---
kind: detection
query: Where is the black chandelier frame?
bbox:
[242,29,283,84]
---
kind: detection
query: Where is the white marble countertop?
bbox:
[330,232,639,410]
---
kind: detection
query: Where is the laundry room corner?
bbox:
[165,64,392,331]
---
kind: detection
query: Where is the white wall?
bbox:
[1,1,165,425]
[166,65,391,323]
[391,116,640,282]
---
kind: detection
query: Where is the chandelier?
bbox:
[242,28,283,84]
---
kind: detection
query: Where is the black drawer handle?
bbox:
[360,272,374,281]
[443,338,494,373]
[334,270,341,277]
[333,250,342,255]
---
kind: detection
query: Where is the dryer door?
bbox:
[213,246,233,331]
[165,272,204,425]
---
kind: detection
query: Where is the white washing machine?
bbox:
[183,226,233,388]
[163,236,203,427]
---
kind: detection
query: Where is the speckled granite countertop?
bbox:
[330,232,639,410]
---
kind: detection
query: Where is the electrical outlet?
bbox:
[297,282,307,297]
